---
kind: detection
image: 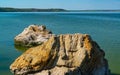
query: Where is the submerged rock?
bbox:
[14,24,52,48]
[10,33,110,75]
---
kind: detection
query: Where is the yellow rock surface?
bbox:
[10,36,57,74]
[10,33,110,75]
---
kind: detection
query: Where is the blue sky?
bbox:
[1,0,120,10]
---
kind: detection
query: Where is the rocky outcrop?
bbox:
[14,25,52,48]
[10,33,110,75]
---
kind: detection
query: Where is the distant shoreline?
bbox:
[0,7,120,12]
[70,10,120,12]
[0,7,66,12]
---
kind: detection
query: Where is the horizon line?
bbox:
[1,7,120,11]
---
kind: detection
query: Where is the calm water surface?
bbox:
[0,12,120,75]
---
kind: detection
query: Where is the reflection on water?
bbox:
[14,44,41,52]
[14,44,29,52]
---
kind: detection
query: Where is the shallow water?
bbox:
[0,12,120,75]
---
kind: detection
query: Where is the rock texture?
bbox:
[14,25,52,47]
[10,34,110,75]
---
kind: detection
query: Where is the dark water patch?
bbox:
[111,73,120,75]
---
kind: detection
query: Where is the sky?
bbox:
[1,0,120,10]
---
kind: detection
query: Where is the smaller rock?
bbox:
[14,24,53,48]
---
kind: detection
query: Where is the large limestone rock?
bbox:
[14,24,52,48]
[10,34,110,75]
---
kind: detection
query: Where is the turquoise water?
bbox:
[0,12,120,75]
